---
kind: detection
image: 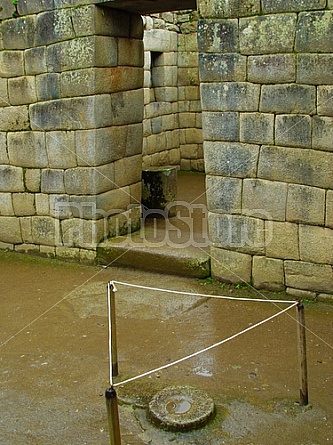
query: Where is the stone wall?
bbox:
[198,0,333,297]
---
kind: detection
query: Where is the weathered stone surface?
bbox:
[297,54,333,84]
[46,131,76,168]
[0,217,22,244]
[1,16,36,49]
[240,113,274,145]
[199,54,246,82]
[0,78,9,107]
[204,141,259,178]
[209,212,265,254]
[25,47,47,75]
[202,112,239,141]
[299,225,333,264]
[7,132,47,168]
[35,9,74,46]
[178,51,199,69]
[260,84,316,113]
[252,256,284,290]
[285,260,333,292]
[198,0,260,19]
[152,66,177,87]
[317,86,333,116]
[111,90,144,125]
[178,67,199,87]
[8,76,37,105]
[41,169,65,194]
[206,176,242,213]
[25,169,41,193]
[64,163,115,195]
[295,11,333,52]
[287,184,325,225]
[242,179,287,222]
[275,115,312,148]
[0,51,24,77]
[114,155,142,188]
[312,116,333,151]
[144,29,177,52]
[61,218,107,248]
[239,14,297,55]
[210,246,252,284]
[30,95,112,131]
[0,106,28,131]
[118,38,144,67]
[262,0,326,13]
[35,194,50,216]
[265,221,299,260]
[201,82,260,112]
[31,216,60,247]
[248,54,296,84]
[197,20,239,52]
[0,0,16,20]
[0,193,14,216]
[12,193,35,216]
[0,133,8,164]
[36,73,61,101]
[286,287,317,300]
[326,191,333,228]
[130,14,143,39]
[154,87,178,102]
[49,194,71,219]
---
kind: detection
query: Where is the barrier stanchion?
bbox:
[296,301,309,406]
[105,387,122,445]
[107,282,119,377]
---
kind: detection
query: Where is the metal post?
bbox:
[105,387,122,445]
[296,301,309,405]
[108,282,119,377]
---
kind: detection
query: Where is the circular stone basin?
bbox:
[148,385,215,432]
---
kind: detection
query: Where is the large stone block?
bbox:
[114,155,142,188]
[210,246,252,284]
[30,95,112,131]
[64,163,115,195]
[0,133,8,164]
[204,141,259,178]
[12,193,35,216]
[197,19,239,52]
[287,184,325,225]
[152,66,177,87]
[36,73,61,101]
[0,78,9,107]
[265,221,299,260]
[299,225,333,264]
[312,116,333,151]
[295,11,333,52]
[178,67,199,87]
[41,169,65,194]
[17,0,55,15]
[0,217,22,244]
[0,193,14,215]
[178,52,199,69]
[262,0,326,12]
[0,51,24,77]
[297,54,333,85]
[144,29,177,52]
[242,179,287,222]
[248,54,296,84]
[198,0,260,19]
[275,114,312,148]
[154,87,178,103]
[0,0,16,20]
[206,176,242,213]
[201,82,260,112]
[252,256,284,290]
[8,76,37,105]
[199,54,246,82]
[35,9,74,46]
[258,145,333,189]
[0,106,30,131]
[8,132,47,168]
[49,194,71,219]
[61,217,107,248]
[25,47,47,75]
[260,84,316,114]
[317,86,333,116]
[1,16,36,49]
[46,131,77,168]
[239,14,297,55]
[25,169,41,193]
[31,216,60,247]
[285,260,333,292]
[35,194,50,216]
[326,191,333,228]
[110,67,143,93]
[202,112,239,141]
[118,38,144,67]
[240,113,274,145]
[111,90,144,125]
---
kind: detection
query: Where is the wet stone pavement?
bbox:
[0,251,332,445]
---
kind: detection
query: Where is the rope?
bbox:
[113,301,298,388]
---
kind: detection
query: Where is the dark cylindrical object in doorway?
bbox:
[105,387,122,445]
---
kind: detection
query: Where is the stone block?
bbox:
[275,114,312,148]
[265,221,299,260]
[39,245,56,258]
[25,169,41,193]
[61,218,107,248]
[0,166,24,192]
[242,179,287,222]
[1,16,36,49]
[210,246,252,284]
[317,86,333,116]
[204,141,259,178]
[19,216,32,243]
[55,246,81,261]
[239,14,297,55]
[287,184,325,225]
[260,84,316,114]
[30,95,112,131]
[114,155,142,188]
[199,54,246,82]
[286,287,317,300]
[49,194,72,219]
[144,29,177,52]
[312,116,333,151]
[299,225,333,265]
[0,217,22,244]
[110,67,143,93]
[35,194,50,215]
[178,67,199,87]
[202,112,239,141]
[0,133,8,164]
[206,176,242,213]
[201,82,260,112]
[152,66,177,87]
[8,76,37,105]
[0,0,15,20]
[197,19,239,53]
[248,54,296,84]
[178,52,198,69]
[0,78,9,107]
[326,191,333,228]
[252,256,284,290]
[0,193,14,215]
[0,50,24,77]
[36,73,61,101]
[118,38,144,67]
[35,10,75,46]
[285,260,333,292]
[0,106,29,131]
[262,0,326,12]
[130,13,143,39]
[17,0,54,15]
[46,131,76,168]
[41,169,65,194]
[64,163,115,195]
[258,145,333,189]
[25,47,47,75]
[31,216,60,247]
[209,212,265,254]
[198,0,260,19]
[154,87,178,102]
[111,90,144,125]
[318,293,333,302]
[240,113,274,145]
[12,193,35,216]
[8,132,47,168]
[297,54,333,85]
[295,11,333,52]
